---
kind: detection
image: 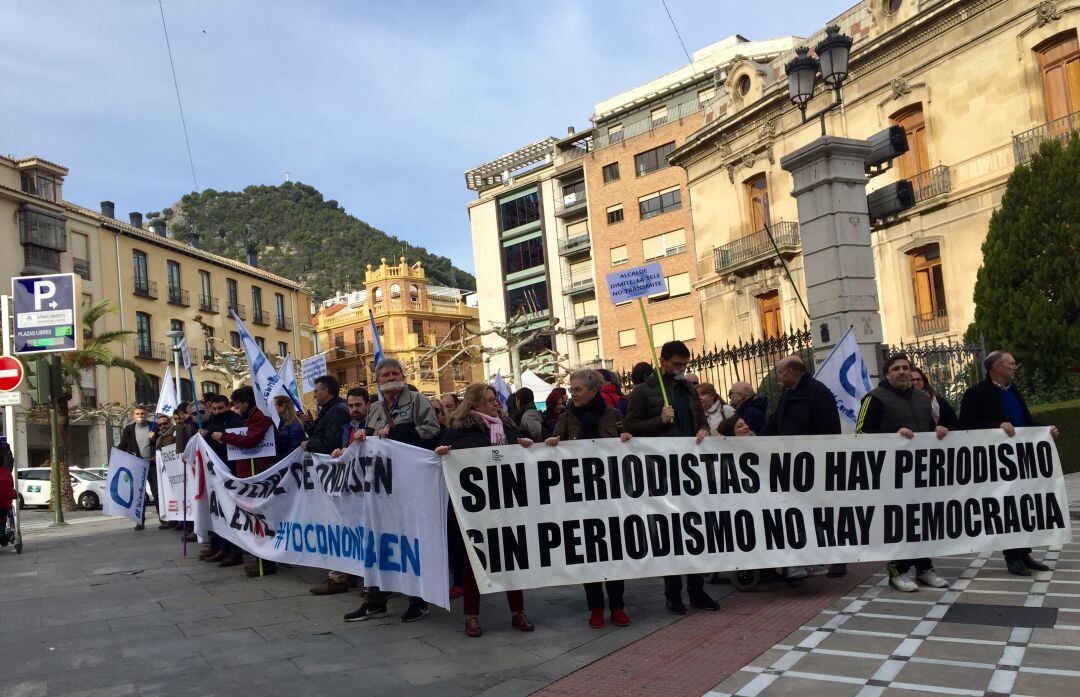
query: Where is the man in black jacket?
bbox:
[761,355,845,577]
[857,352,951,593]
[302,375,350,455]
[728,382,767,434]
[625,341,717,616]
[959,349,1060,576]
[197,395,244,562]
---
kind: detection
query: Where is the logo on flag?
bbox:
[155,365,178,418]
[813,326,873,432]
[492,370,511,409]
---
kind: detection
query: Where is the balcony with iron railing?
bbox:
[276,314,293,331]
[80,387,97,410]
[133,279,158,299]
[554,190,588,218]
[714,221,801,274]
[136,341,166,361]
[227,302,246,320]
[24,244,61,273]
[200,294,220,313]
[73,258,90,280]
[907,165,952,204]
[167,287,190,307]
[558,233,592,256]
[572,314,599,334]
[252,308,269,326]
[1013,109,1080,164]
[562,275,596,295]
[914,309,949,337]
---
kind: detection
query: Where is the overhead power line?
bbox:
[158,0,199,191]
[659,0,696,72]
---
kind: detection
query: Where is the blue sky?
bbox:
[1,0,854,274]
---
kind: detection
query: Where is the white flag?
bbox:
[232,309,288,427]
[154,365,178,417]
[492,370,511,408]
[102,447,150,523]
[813,326,873,433]
[178,337,192,371]
[277,354,304,411]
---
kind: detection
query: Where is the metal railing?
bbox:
[200,294,220,313]
[554,190,588,217]
[1013,110,1080,164]
[562,276,596,294]
[714,221,800,274]
[73,258,90,280]
[133,279,158,299]
[572,315,599,333]
[276,314,293,331]
[882,336,985,406]
[252,308,269,325]
[594,96,709,151]
[907,165,951,204]
[167,287,190,306]
[913,309,949,337]
[558,146,589,164]
[137,341,166,361]
[558,233,591,255]
[24,244,61,272]
[228,302,246,320]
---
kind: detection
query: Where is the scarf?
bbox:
[472,409,506,445]
[600,384,620,409]
[567,392,607,439]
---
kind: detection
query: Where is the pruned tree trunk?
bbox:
[56,393,76,511]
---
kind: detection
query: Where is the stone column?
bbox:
[780,136,883,375]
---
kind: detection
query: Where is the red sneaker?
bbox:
[449,585,464,599]
[588,609,605,628]
[610,608,631,626]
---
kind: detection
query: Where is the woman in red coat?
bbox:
[0,464,17,544]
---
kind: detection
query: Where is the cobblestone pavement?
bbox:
[704,520,1080,697]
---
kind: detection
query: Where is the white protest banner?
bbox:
[102,447,150,524]
[156,444,197,522]
[814,326,873,433]
[188,434,450,608]
[225,427,277,461]
[300,353,328,394]
[605,262,667,303]
[442,428,1071,593]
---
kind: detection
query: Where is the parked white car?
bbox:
[16,467,108,510]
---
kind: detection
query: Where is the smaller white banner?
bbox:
[301,353,327,394]
[102,447,150,523]
[225,427,277,461]
[156,444,197,521]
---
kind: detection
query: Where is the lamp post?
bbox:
[784,25,853,136]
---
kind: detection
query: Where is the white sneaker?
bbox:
[917,569,949,588]
[890,571,919,592]
[783,567,809,580]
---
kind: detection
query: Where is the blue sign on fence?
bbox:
[11,273,79,354]
[605,263,668,303]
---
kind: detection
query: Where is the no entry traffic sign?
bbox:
[0,356,24,392]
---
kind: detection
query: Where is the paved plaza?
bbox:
[0,472,1076,697]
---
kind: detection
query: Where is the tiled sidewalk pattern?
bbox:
[705,523,1080,697]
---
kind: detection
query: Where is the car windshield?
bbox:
[71,470,105,481]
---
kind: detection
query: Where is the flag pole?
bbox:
[637,298,669,407]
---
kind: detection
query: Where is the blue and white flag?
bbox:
[813,325,873,433]
[368,309,384,366]
[102,447,150,524]
[277,354,304,412]
[232,309,288,427]
[178,337,192,371]
[154,365,178,418]
[492,370,511,409]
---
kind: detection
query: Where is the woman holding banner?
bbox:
[435,383,537,638]
[545,369,634,629]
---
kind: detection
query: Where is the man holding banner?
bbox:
[625,340,718,616]
[857,352,951,593]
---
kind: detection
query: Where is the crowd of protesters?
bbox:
[113,340,1059,636]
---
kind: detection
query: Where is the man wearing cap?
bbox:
[857,352,951,592]
[959,349,1060,576]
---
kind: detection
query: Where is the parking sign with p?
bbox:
[11,273,80,354]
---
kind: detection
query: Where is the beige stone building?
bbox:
[313,257,480,396]
[671,0,1079,353]
[0,153,315,468]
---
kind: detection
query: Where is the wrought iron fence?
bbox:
[880,335,986,407]
[619,325,814,414]
[714,221,800,273]
[907,165,951,204]
[1013,110,1080,164]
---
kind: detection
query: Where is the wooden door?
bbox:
[1037,33,1080,124]
[893,105,929,179]
[746,174,770,231]
[757,291,782,339]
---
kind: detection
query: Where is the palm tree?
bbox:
[52,300,147,511]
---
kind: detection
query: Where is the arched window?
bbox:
[1035,32,1080,123]
[409,284,419,301]
[891,104,928,178]
[373,287,383,302]
[390,283,401,299]
[744,174,770,231]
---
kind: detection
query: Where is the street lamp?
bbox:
[785,25,854,135]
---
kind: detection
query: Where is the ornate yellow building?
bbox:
[314,257,480,395]
[671,0,1079,350]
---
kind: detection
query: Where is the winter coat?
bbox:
[517,405,544,441]
[762,373,842,436]
[440,420,524,451]
[959,378,1041,430]
[0,467,15,509]
[625,372,707,438]
[276,420,307,459]
[203,410,243,463]
[735,396,768,435]
[306,396,350,454]
[218,407,275,477]
[856,380,934,435]
[118,422,153,459]
[365,389,441,449]
[553,402,625,440]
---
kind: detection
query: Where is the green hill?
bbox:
[151,182,474,301]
